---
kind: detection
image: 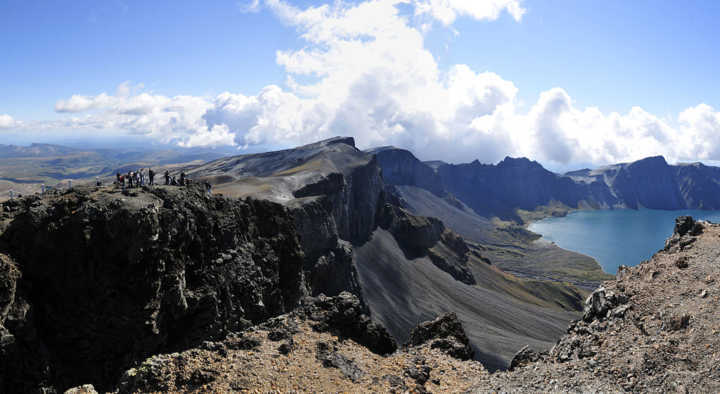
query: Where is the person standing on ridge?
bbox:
[148,168,155,186]
[164,170,170,185]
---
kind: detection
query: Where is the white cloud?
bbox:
[29,0,720,166]
[0,114,19,129]
[413,0,526,25]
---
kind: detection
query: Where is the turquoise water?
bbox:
[528,209,720,275]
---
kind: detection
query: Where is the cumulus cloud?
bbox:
[0,114,19,129]
[35,0,720,166]
[413,0,526,25]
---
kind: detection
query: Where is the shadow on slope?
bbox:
[355,229,579,371]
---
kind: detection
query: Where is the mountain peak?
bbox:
[633,155,667,166]
[498,156,541,169]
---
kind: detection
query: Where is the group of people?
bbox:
[163,170,189,186]
[116,168,155,189]
[115,169,211,195]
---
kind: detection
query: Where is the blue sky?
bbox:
[1,0,719,166]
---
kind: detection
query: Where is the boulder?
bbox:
[300,292,397,355]
[583,287,629,322]
[405,313,474,360]
[509,345,542,371]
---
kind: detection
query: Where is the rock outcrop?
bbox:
[376,202,475,285]
[405,313,474,360]
[0,185,305,392]
[298,292,396,355]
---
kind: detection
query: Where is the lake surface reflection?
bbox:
[528,209,720,274]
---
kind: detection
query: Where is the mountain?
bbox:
[374,147,720,222]
[57,216,720,393]
[5,136,720,392]
[0,137,589,392]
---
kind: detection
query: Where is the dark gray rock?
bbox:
[508,345,542,371]
[0,185,305,392]
[369,147,446,197]
[299,292,397,355]
[315,341,365,382]
[582,287,629,322]
[405,313,474,360]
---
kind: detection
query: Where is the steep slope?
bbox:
[187,138,585,370]
[88,216,720,393]
[368,146,445,196]
[375,146,720,222]
[373,148,611,287]
[187,137,384,299]
[354,228,579,371]
[393,185,610,288]
[468,216,720,392]
[674,162,720,209]
[0,138,594,391]
[0,184,305,392]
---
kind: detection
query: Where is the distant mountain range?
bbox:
[373,148,720,221]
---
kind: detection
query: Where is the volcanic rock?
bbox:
[405,313,474,360]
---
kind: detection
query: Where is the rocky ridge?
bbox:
[0,184,306,392]
[374,147,720,222]
[72,215,720,393]
[66,215,720,392]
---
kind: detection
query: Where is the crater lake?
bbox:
[528,209,720,275]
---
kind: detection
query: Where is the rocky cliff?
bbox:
[0,185,305,392]
[373,147,720,221]
[62,215,720,393]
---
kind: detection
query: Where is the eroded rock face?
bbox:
[405,313,474,360]
[290,156,384,299]
[0,185,305,392]
[299,292,397,355]
[0,254,19,325]
[665,216,704,252]
[377,202,476,284]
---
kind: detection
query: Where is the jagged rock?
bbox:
[200,341,227,357]
[261,316,299,342]
[116,354,175,393]
[665,216,704,251]
[0,185,305,392]
[382,374,407,390]
[64,384,98,394]
[406,313,474,360]
[674,216,699,236]
[377,203,445,258]
[377,203,476,284]
[300,292,396,355]
[509,345,542,371]
[315,341,365,382]
[583,287,629,322]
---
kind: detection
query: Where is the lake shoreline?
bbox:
[526,208,720,276]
